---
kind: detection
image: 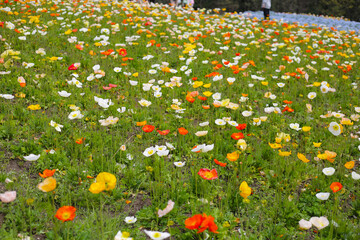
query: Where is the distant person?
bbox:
[262,0,271,20]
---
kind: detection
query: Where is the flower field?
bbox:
[1,0,360,239]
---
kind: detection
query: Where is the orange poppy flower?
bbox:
[178,127,188,135]
[198,168,218,180]
[283,100,293,104]
[214,159,227,167]
[330,182,342,193]
[227,151,239,162]
[231,132,244,140]
[142,125,155,133]
[39,169,56,178]
[344,161,355,169]
[55,206,76,222]
[202,105,210,110]
[136,121,147,126]
[76,137,85,144]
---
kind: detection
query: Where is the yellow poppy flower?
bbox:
[269,142,282,149]
[96,172,117,191]
[302,126,311,132]
[278,150,291,156]
[89,182,106,194]
[37,177,57,192]
[226,151,240,162]
[239,181,251,199]
[27,104,41,110]
[313,142,322,147]
[297,153,310,163]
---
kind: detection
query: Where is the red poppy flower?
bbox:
[197,96,207,101]
[39,169,56,178]
[55,206,76,222]
[68,63,78,70]
[157,129,170,135]
[231,132,244,140]
[330,182,343,193]
[108,84,117,88]
[142,125,155,133]
[178,127,188,135]
[185,214,204,230]
[236,123,247,130]
[118,48,127,57]
[214,159,227,167]
[185,213,218,234]
[198,214,219,233]
[198,169,218,180]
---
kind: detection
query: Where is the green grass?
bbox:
[0,0,360,239]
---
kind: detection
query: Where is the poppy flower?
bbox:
[226,151,239,162]
[198,214,218,233]
[37,177,57,192]
[185,214,204,230]
[231,132,244,140]
[214,159,227,167]
[39,169,56,178]
[68,63,79,70]
[142,125,155,133]
[55,206,76,222]
[236,123,247,130]
[89,172,116,194]
[185,213,218,234]
[330,182,343,193]
[344,161,355,169]
[297,153,310,163]
[75,137,85,144]
[178,127,188,135]
[136,121,147,126]
[282,106,294,113]
[239,181,252,199]
[198,168,218,180]
[157,129,170,135]
[118,48,127,56]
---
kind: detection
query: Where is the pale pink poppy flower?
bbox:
[0,191,17,203]
[158,200,175,218]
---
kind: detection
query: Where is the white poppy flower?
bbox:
[114,231,133,240]
[351,171,360,180]
[144,230,170,240]
[307,92,317,99]
[23,154,40,161]
[277,82,285,87]
[174,162,185,167]
[58,91,71,97]
[195,131,208,137]
[299,219,312,230]
[310,216,329,230]
[143,147,156,157]
[322,167,335,176]
[199,122,209,127]
[316,192,330,200]
[242,111,253,117]
[290,123,301,131]
[68,110,84,120]
[215,119,226,126]
[328,122,341,136]
[124,216,137,224]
